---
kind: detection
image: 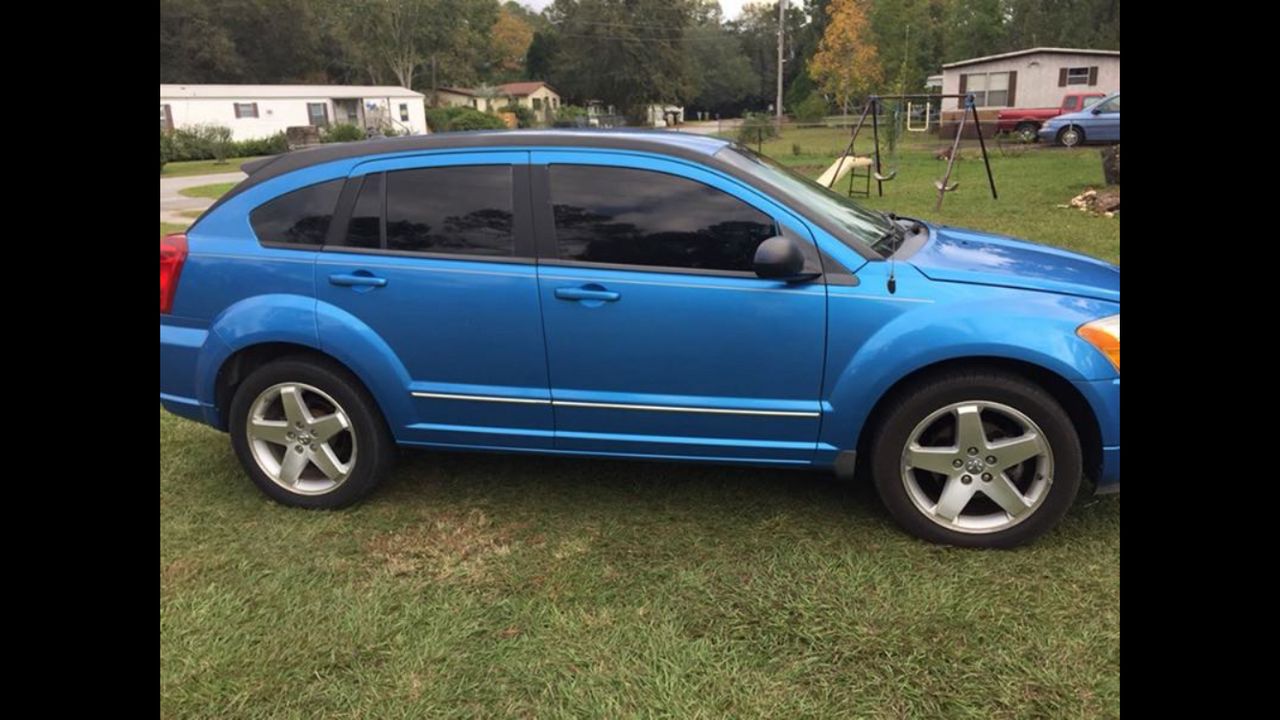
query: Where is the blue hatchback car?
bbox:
[160,130,1119,547]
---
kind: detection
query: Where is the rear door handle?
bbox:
[555,286,620,302]
[329,272,387,288]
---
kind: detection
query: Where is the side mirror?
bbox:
[1091,107,1102,115]
[753,236,807,280]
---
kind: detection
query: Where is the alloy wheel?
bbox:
[245,382,357,495]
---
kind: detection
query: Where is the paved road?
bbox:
[160,171,246,226]
[675,119,742,136]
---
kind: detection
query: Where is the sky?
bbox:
[518,0,763,21]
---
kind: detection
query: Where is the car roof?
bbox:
[239,129,731,184]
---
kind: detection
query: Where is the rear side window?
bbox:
[548,165,777,273]
[249,179,343,247]
[385,166,514,256]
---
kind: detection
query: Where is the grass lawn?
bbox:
[162,156,266,178]
[178,182,236,200]
[161,222,187,238]
[160,130,1120,718]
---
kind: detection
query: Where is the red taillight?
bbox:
[160,233,188,314]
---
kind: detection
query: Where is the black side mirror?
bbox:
[753,236,808,280]
[1091,107,1102,115]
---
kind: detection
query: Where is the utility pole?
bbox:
[775,0,786,131]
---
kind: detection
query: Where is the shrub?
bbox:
[556,105,588,122]
[736,113,779,148]
[160,132,172,172]
[428,106,506,132]
[794,94,829,123]
[322,123,366,143]
[234,132,289,157]
[204,124,234,164]
[500,104,537,128]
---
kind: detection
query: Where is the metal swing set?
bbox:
[825,93,999,211]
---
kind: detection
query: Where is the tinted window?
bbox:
[345,173,383,249]
[549,165,777,272]
[249,179,343,246]
[385,166,514,256]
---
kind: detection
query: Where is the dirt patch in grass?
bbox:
[365,509,513,582]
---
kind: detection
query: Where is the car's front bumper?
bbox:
[1038,126,1061,143]
[1072,377,1119,494]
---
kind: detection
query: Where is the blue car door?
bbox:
[1086,94,1120,142]
[530,151,827,464]
[315,151,554,449]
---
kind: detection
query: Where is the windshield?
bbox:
[715,144,897,257]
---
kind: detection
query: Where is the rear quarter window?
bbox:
[249,179,344,246]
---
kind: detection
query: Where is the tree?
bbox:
[547,0,697,117]
[809,0,882,113]
[685,0,755,115]
[733,1,807,111]
[490,6,535,78]
[942,0,1007,63]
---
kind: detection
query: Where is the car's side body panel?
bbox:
[161,132,1118,490]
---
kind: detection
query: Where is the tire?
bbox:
[1015,122,1039,143]
[1058,125,1084,147]
[228,355,395,509]
[870,371,1082,548]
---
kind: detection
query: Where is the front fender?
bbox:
[820,270,1119,453]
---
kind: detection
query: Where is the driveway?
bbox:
[676,119,741,136]
[160,171,245,225]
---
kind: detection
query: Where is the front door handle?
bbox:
[555,285,620,302]
[329,272,387,288]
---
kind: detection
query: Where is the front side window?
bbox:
[384,166,514,256]
[234,102,259,118]
[549,165,777,273]
[1094,95,1120,113]
[249,179,344,246]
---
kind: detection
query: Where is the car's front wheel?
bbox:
[1058,125,1084,147]
[870,371,1082,548]
[229,356,395,508]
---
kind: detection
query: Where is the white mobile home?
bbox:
[940,48,1119,110]
[159,84,429,140]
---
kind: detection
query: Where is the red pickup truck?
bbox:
[997,93,1107,141]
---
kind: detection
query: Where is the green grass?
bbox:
[162,410,1119,719]
[162,156,266,178]
[161,222,187,238]
[160,131,1120,718]
[733,126,1118,264]
[179,182,236,200]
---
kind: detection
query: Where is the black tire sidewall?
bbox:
[228,357,394,509]
[870,373,1083,548]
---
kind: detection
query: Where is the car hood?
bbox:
[908,225,1119,303]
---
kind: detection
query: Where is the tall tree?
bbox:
[809,0,882,112]
[942,0,1007,62]
[685,0,755,114]
[489,6,536,79]
[546,0,697,117]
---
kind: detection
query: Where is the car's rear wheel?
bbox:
[1058,126,1084,147]
[870,371,1082,548]
[1015,122,1039,143]
[229,356,394,508]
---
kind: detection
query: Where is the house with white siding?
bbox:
[940,48,1119,110]
[160,84,429,140]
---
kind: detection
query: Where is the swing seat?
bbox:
[934,180,959,192]
[874,170,898,182]
[817,155,873,188]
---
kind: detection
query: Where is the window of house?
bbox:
[234,102,259,119]
[249,179,344,247]
[548,165,778,273]
[1066,67,1091,85]
[961,72,1011,107]
[533,98,543,110]
[307,103,329,127]
[399,103,409,122]
[384,166,514,256]
[160,104,173,132]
